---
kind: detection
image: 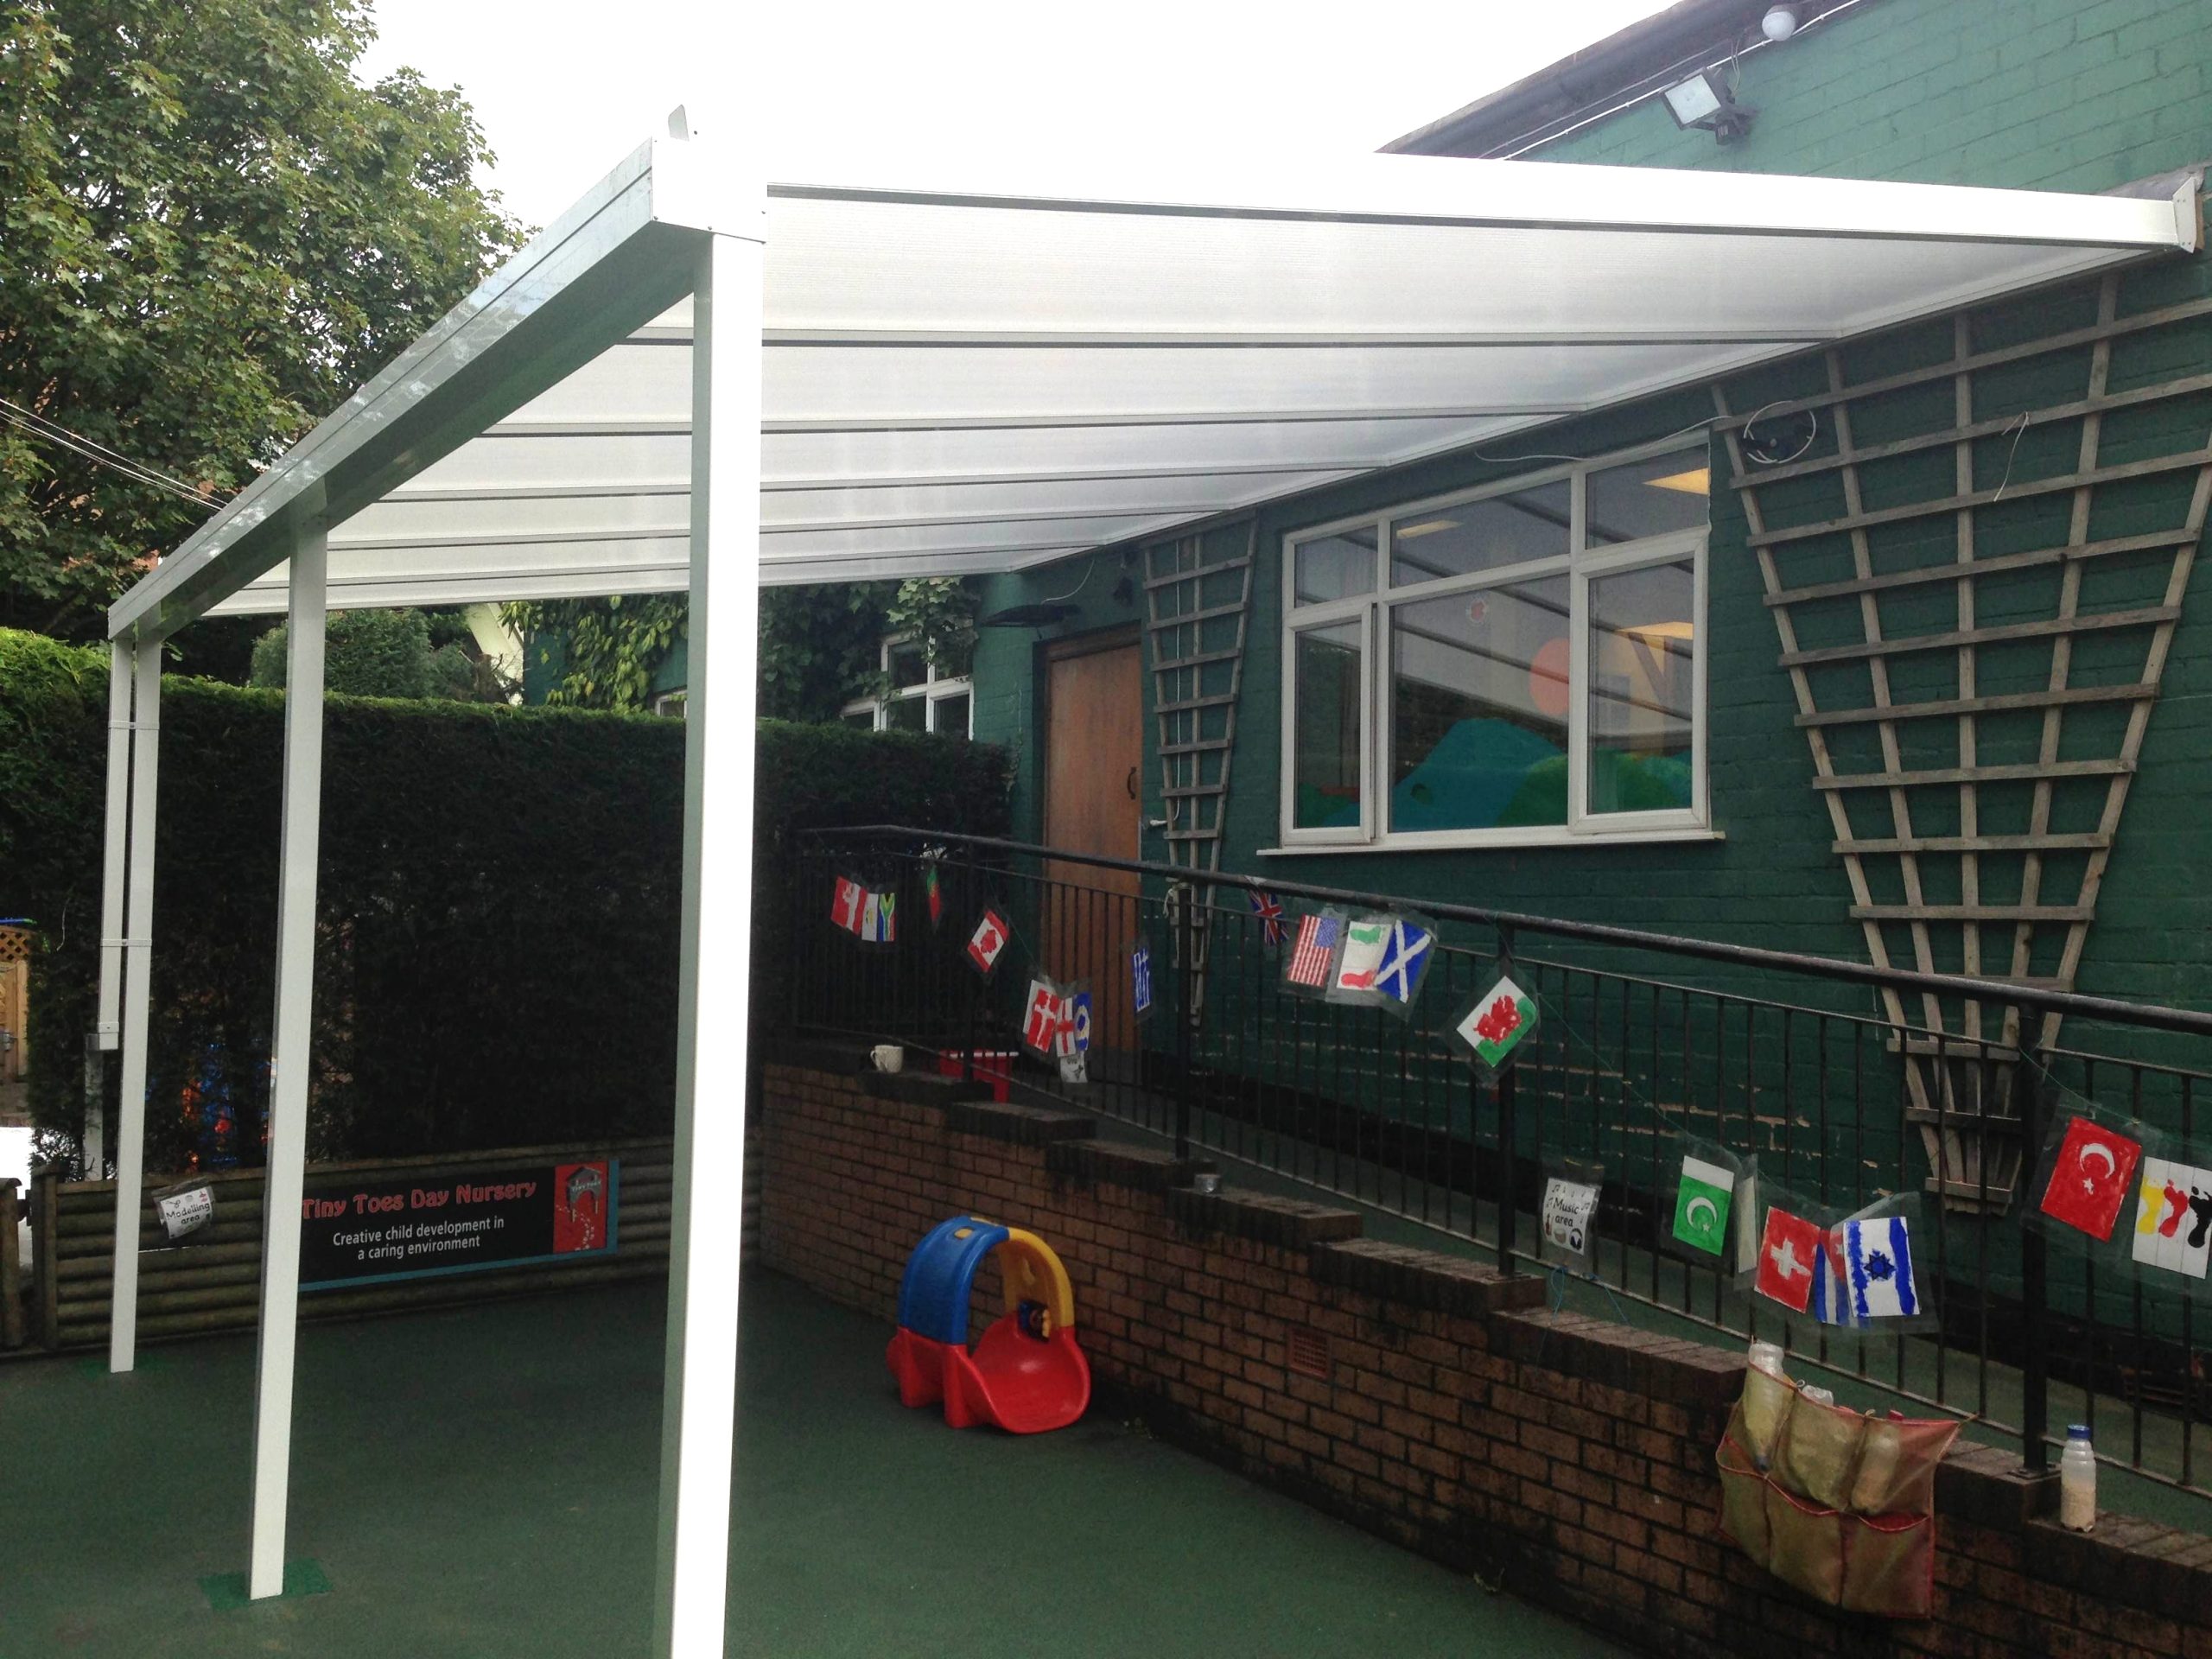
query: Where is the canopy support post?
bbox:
[247,516,329,1600]
[652,213,764,1658]
[89,642,134,1177]
[105,641,158,1371]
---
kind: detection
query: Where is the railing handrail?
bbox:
[804,823,2212,1039]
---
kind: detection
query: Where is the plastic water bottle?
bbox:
[2061,1425,2097,1531]
[1749,1339,1785,1377]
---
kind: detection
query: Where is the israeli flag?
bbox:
[1845,1216,1917,1322]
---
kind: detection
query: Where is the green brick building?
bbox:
[954,0,2212,1050]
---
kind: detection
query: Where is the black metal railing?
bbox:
[785,823,2212,1501]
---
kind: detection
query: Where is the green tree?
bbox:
[0,0,523,645]
[249,606,514,701]
[503,580,979,721]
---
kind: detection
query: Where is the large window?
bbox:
[1280,445,1708,849]
[842,634,975,737]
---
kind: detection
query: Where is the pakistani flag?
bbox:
[1673,1154,1734,1256]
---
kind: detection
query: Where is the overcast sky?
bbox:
[354,0,1674,230]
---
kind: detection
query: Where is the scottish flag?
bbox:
[1372,921,1435,1007]
[1845,1215,1917,1322]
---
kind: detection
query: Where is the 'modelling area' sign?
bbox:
[299,1160,619,1290]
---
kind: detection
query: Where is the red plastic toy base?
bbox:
[887,1316,1090,1434]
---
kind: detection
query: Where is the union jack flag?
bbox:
[1248,888,1287,947]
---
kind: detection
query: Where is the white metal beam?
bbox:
[652,215,761,1658]
[105,644,158,1370]
[247,517,330,1600]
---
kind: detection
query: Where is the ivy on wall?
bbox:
[502,578,979,721]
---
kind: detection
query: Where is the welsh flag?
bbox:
[1453,974,1536,1073]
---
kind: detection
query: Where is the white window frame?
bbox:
[1274,440,1712,854]
[840,634,975,737]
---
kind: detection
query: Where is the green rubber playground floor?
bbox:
[0,1271,1624,1659]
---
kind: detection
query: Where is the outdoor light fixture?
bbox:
[1662,67,1756,144]
[1761,3,1806,41]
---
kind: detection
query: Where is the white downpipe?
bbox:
[107,643,161,1373]
[651,215,764,1658]
[246,518,329,1600]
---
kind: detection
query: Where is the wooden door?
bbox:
[1043,633,1144,1054]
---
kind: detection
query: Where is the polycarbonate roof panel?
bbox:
[111,138,2190,627]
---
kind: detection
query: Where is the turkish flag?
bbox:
[1756,1206,1824,1313]
[2039,1115,2143,1242]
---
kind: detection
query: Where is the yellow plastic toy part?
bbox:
[995,1228,1077,1333]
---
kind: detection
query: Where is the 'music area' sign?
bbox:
[299,1160,619,1290]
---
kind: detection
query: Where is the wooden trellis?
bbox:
[1143,519,1257,876]
[1719,274,2212,1211]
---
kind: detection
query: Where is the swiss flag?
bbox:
[2039,1115,2144,1242]
[1756,1206,1824,1313]
[830,876,864,933]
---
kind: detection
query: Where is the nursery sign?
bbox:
[298,1160,619,1289]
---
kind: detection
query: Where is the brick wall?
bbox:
[761,1052,2212,1659]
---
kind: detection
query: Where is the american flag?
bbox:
[1248,888,1287,947]
[1287,912,1341,988]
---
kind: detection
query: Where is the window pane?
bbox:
[1586,448,1708,547]
[1389,576,1570,832]
[936,632,976,681]
[887,640,928,690]
[1588,558,1695,814]
[841,708,874,730]
[931,692,971,739]
[1292,621,1363,830]
[885,695,926,732]
[1389,482,1569,587]
[1294,527,1377,606]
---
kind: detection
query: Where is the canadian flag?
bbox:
[830,876,865,933]
[2038,1115,2143,1242]
[1755,1205,1825,1313]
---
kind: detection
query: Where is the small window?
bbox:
[1587,557,1696,816]
[1389,481,1569,588]
[1292,620,1364,832]
[841,632,976,737]
[1294,527,1378,607]
[1586,450,1708,546]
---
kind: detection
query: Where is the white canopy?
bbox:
[109,142,2196,633]
[92,134,2199,1657]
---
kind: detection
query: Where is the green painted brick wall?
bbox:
[1529,0,2212,194]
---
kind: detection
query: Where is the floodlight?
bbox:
[1662,68,1756,143]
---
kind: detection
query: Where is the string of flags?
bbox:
[827,866,2212,1309]
[830,874,898,944]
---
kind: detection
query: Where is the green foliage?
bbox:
[757,584,896,720]
[882,578,977,678]
[0,0,523,642]
[247,607,513,702]
[500,594,688,713]
[506,580,979,722]
[0,629,1011,1173]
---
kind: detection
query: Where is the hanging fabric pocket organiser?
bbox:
[1716,1363,1961,1618]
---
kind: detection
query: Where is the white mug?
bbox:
[870,1044,904,1074]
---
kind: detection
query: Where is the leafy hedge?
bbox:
[0,629,1010,1173]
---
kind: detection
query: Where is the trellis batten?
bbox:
[1724,266,2212,1211]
